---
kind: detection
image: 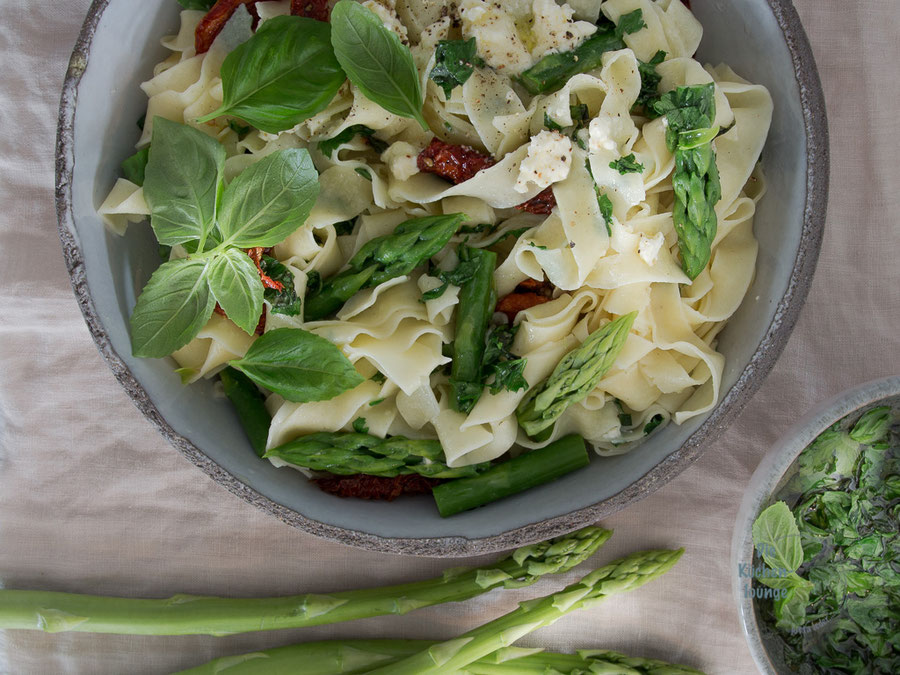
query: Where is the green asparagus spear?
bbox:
[367,547,685,675]
[0,527,611,636]
[651,84,721,280]
[432,435,590,517]
[517,8,647,95]
[177,641,704,674]
[220,366,271,457]
[264,431,490,479]
[304,213,466,320]
[450,245,498,413]
[517,312,637,440]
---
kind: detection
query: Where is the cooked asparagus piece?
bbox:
[177,641,704,674]
[0,527,611,636]
[517,312,637,440]
[450,245,498,413]
[264,432,490,479]
[367,547,685,674]
[432,435,590,517]
[220,366,271,457]
[304,213,466,320]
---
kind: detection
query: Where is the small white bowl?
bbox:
[732,376,900,673]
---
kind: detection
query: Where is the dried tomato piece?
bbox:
[496,292,551,323]
[417,138,496,185]
[290,0,330,21]
[313,474,441,501]
[195,0,259,54]
[246,247,284,291]
[213,303,266,335]
[515,186,557,214]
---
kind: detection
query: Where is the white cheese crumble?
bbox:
[515,130,573,194]
[638,232,666,266]
[362,0,408,43]
[530,0,597,60]
[459,0,533,75]
[381,141,420,182]
[589,112,635,154]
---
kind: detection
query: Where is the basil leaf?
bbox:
[752,501,804,574]
[230,328,364,402]
[259,255,302,316]
[207,248,264,335]
[614,9,647,38]
[352,417,369,434]
[121,146,150,186]
[850,406,892,444]
[330,0,427,129]
[609,153,644,175]
[318,125,387,158]
[635,50,666,112]
[429,38,484,98]
[130,258,215,358]
[217,148,319,248]
[143,118,225,248]
[197,16,346,134]
[177,0,215,9]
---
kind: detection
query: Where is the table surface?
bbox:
[1,1,899,673]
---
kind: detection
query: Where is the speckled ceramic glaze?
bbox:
[732,377,900,673]
[57,0,829,556]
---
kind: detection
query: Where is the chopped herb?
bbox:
[333,219,357,236]
[228,120,251,137]
[613,9,647,38]
[305,269,323,297]
[319,125,386,158]
[643,414,664,435]
[422,253,483,301]
[615,399,632,427]
[585,159,614,235]
[369,372,386,384]
[352,417,369,434]
[429,37,485,98]
[527,241,548,250]
[259,255,302,316]
[354,167,373,181]
[368,398,385,407]
[544,112,564,132]
[635,50,666,112]
[609,154,645,175]
[482,324,528,395]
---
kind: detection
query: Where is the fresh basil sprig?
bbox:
[330,0,428,129]
[130,118,319,358]
[230,328,364,403]
[197,16,346,134]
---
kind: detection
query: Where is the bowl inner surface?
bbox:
[58,0,826,554]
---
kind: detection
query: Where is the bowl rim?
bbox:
[55,0,830,557]
[731,376,900,673]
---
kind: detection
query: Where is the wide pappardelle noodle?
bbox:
[101,0,772,482]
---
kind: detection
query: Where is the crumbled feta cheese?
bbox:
[362,0,408,43]
[515,130,573,193]
[638,232,666,266]
[530,0,597,60]
[589,116,617,153]
[460,0,533,75]
[381,141,420,182]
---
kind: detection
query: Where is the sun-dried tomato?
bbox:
[313,474,441,501]
[213,303,266,335]
[496,292,551,323]
[246,247,284,291]
[417,139,496,185]
[195,0,259,54]
[290,0,331,21]
[516,187,557,214]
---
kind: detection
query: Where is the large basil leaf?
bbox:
[752,501,804,574]
[143,118,224,247]
[217,148,319,248]
[330,0,427,129]
[130,258,215,358]
[230,328,364,402]
[207,248,264,335]
[197,16,345,134]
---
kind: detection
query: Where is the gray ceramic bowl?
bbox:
[56,0,828,556]
[732,376,900,673]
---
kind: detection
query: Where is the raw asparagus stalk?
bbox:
[517,312,637,441]
[220,366,271,457]
[304,213,466,320]
[450,245,497,413]
[367,547,685,675]
[177,641,704,675]
[264,431,490,479]
[0,527,611,636]
[432,434,590,517]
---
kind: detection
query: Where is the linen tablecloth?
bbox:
[1,1,898,672]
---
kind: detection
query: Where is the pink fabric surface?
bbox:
[1,1,898,673]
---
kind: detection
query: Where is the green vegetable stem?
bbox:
[450,245,498,413]
[432,434,590,517]
[367,547,684,674]
[517,312,637,441]
[264,432,490,479]
[304,213,466,320]
[0,527,611,636]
